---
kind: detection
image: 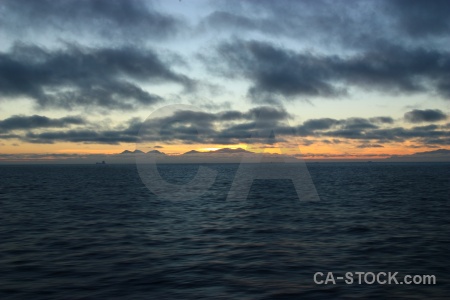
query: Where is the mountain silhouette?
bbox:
[182,148,253,155]
[120,149,144,154]
[121,148,253,156]
[183,150,200,155]
[147,150,165,155]
[214,148,250,153]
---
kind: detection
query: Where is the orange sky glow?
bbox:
[0,139,437,161]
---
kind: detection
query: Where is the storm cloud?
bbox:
[8,107,291,145]
[0,44,193,110]
[4,107,448,148]
[404,109,448,123]
[203,0,450,49]
[210,40,450,102]
[0,1,449,157]
[0,115,84,133]
[0,0,184,42]
[384,0,450,38]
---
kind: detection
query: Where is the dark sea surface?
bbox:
[1,162,449,299]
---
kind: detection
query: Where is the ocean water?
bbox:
[0,162,449,299]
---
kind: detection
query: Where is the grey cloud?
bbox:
[152,106,288,129]
[301,118,338,130]
[296,117,378,136]
[18,107,291,145]
[203,0,382,49]
[245,106,291,121]
[323,126,449,144]
[142,106,290,145]
[213,40,342,101]
[217,110,245,121]
[205,0,450,49]
[0,115,84,133]
[0,0,184,42]
[411,125,439,131]
[369,117,395,124]
[404,109,448,123]
[420,138,450,146]
[25,130,137,145]
[44,81,163,111]
[24,116,142,144]
[4,108,449,148]
[201,11,260,32]
[341,118,378,130]
[321,139,345,144]
[296,115,450,146]
[384,0,450,38]
[0,44,193,110]
[357,143,384,148]
[323,129,365,139]
[0,134,21,139]
[210,40,450,102]
[199,11,283,37]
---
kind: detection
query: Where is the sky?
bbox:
[0,0,449,161]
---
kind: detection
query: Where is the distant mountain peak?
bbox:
[183,150,200,155]
[147,150,165,155]
[416,148,450,155]
[387,147,450,162]
[182,148,253,155]
[214,147,250,153]
[120,149,144,154]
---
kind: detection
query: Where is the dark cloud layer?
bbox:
[4,107,290,145]
[205,0,450,48]
[369,117,394,124]
[404,109,447,123]
[200,1,450,104]
[140,106,291,145]
[0,44,193,110]
[356,143,384,148]
[0,0,184,42]
[0,115,84,133]
[1,0,448,112]
[210,40,450,102]
[3,107,449,148]
[24,117,142,145]
[25,130,137,145]
[385,0,450,38]
[0,0,448,154]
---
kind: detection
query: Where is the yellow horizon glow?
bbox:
[198,147,221,152]
[1,139,447,159]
